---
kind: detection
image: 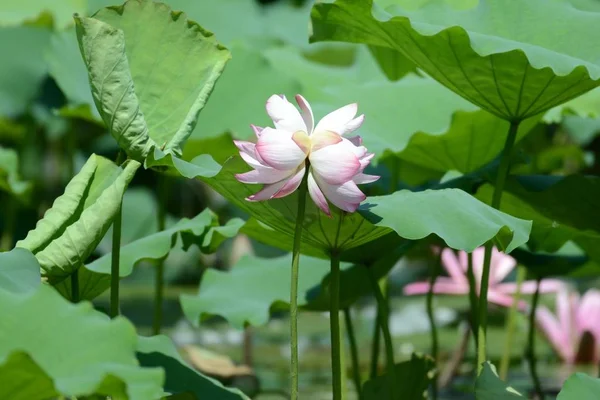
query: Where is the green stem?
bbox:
[71,269,79,303]
[466,252,478,343]
[0,196,16,251]
[330,251,342,400]
[366,267,395,400]
[290,165,310,400]
[344,308,362,398]
[499,266,526,380]
[369,279,386,379]
[526,278,544,400]
[152,175,169,335]
[110,203,122,318]
[426,252,441,400]
[477,121,520,374]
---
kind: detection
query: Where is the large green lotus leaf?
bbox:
[0,146,32,201]
[312,75,478,158]
[310,0,600,120]
[367,45,417,81]
[16,154,140,284]
[0,248,40,294]
[46,28,101,122]
[137,335,249,399]
[511,242,596,279]
[361,189,531,253]
[181,254,334,328]
[476,175,600,261]
[544,87,600,123]
[145,148,221,179]
[76,0,230,160]
[397,111,539,174]
[0,26,50,117]
[0,0,85,28]
[203,156,394,262]
[192,45,301,140]
[0,285,164,400]
[362,353,435,400]
[56,210,242,301]
[475,362,523,399]
[557,373,600,400]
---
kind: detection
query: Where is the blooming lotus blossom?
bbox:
[234,94,379,215]
[537,289,600,364]
[403,247,564,310]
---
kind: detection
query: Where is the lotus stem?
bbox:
[466,252,478,342]
[526,278,544,400]
[366,266,396,400]
[152,174,169,335]
[344,307,362,398]
[369,278,386,379]
[330,251,342,400]
[427,251,441,400]
[110,203,122,318]
[477,121,520,374]
[499,266,526,380]
[71,269,79,303]
[290,164,310,400]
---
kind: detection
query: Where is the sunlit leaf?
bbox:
[137,335,249,399]
[475,362,523,399]
[311,0,600,120]
[145,148,221,179]
[76,0,230,160]
[0,285,164,400]
[361,189,532,253]
[16,154,140,284]
[557,373,600,400]
[0,248,40,294]
[57,210,242,301]
[203,156,394,262]
[362,353,435,400]
[367,45,417,81]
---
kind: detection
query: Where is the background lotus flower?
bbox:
[403,247,564,310]
[234,94,379,215]
[537,289,600,364]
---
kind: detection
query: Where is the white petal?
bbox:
[273,167,305,199]
[295,94,314,135]
[235,168,294,184]
[353,173,379,184]
[314,103,364,136]
[314,173,366,213]
[308,172,330,216]
[309,142,360,185]
[266,94,307,133]
[255,127,307,170]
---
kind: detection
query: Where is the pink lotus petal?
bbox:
[441,249,468,286]
[313,174,366,212]
[292,131,311,154]
[577,290,600,340]
[537,305,574,363]
[403,278,467,296]
[314,103,358,136]
[247,179,289,201]
[353,173,379,184]
[358,152,375,172]
[234,140,256,156]
[256,127,307,170]
[273,167,305,199]
[309,143,361,185]
[310,130,342,152]
[308,172,330,216]
[487,290,525,309]
[500,279,565,294]
[295,94,314,134]
[346,135,363,146]
[235,168,293,185]
[251,124,264,138]
[266,94,307,133]
[490,248,516,284]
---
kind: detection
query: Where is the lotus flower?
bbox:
[234,94,379,215]
[403,247,564,310]
[537,289,600,364]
